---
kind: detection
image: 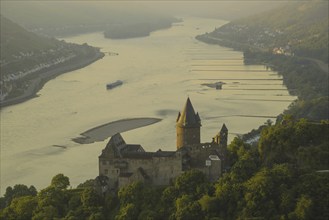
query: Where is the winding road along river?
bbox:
[0,17,296,193]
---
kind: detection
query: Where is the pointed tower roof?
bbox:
[220,123,228,133]
[214,123,228,137]
[176,97,201,127]
[101,133,126,158]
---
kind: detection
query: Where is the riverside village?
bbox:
[98,98,229,191]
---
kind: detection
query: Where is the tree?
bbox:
[1,196,38,220]
[198,194,219,218]
[32,205,59,220]
[88,212,105,220]
[240,164,295,220]
[77,179,95,189]
[214,174,244,219]
[242,168,277,219]
[118,182,144,206]
[2,184,37,207]
[174,169,209,198]
[137,209,158,220]
[293,195,313,220]
[51,174,70,190]
[159,186,178,219]
[34,186,68,218]
[175,195,204,220]
[81,188,103,208]
[115,203,138,220]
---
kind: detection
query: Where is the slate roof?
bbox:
[99,133,145,158]
[220,123,228,133]
[121,144,145,153]
[176,97,201,127]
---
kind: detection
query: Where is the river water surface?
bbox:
[0,17,296,193]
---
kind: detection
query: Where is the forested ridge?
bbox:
[198,1,328,62]
[0,16,103,106]
[196,0,328,122]
[1,118,328,220]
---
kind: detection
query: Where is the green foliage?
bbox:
[198,194,219,217]
[258,118,329,167]
[174,169,210,198]
[34,186,69,218]
[77,179,95,189]
[115,203,138,220]
[210,1,328,62]
[32,205,59,220]
[81,188,103,208]
[293,195,313,220]
[1,118,328,220]
[137,209,158,220]
[117,181,144,206]
[1,184,37,209]
[241,164,294,219]
[295,172,329,219]
[0,196,37,220]
[51,173,70,190]
[175,195,203,220]
[88,211,105,220]
[284,97,329,121]
[227,138,260,182]
[241,50,328,102]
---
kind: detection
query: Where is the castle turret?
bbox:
[176,98,201,149]
[213,123,228,148]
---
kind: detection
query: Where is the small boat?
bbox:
[215,81,225,90]
[106,80,123,90]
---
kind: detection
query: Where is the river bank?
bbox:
[196,33,328,140]
[0,51,104,108]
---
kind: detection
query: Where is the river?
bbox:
[0,17,296,193]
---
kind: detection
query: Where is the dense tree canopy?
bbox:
[1,119,328,219]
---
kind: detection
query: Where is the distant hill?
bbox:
[0,15,61,61]
[0,15,103,106]
[104,17,180,39]
[0,1,179,37]
[198,1,328,62]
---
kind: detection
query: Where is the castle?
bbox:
[99,98,228,189]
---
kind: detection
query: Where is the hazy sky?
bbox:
[1,0,289,21]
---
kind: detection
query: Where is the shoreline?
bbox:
[72,118,162,144]
[0,51,105,108]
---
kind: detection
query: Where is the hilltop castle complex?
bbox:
[99,98,228,189]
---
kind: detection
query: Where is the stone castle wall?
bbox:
[99,154,183,189]
[176,126,200,149]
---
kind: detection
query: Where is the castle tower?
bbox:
[213,123,228,148]
[176,98,201,149]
